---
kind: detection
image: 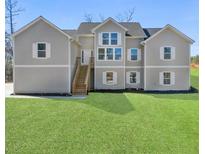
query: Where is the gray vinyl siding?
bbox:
[14,19,71,94]
[145,68,189,90]
[78,36,94,50]
[145,28,190,66]
[125,38,144,66]
[14,67,69,93]
[14,20,69,65]
[95,68,124,89]
[144,28,190,90]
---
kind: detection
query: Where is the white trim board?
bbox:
[14,65,70,68]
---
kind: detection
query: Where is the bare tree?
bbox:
[5,32,13,82]
[5,0,24,82]
[84,13,93,22]
[6,0,24,34]
[116,7,136,22]
[124,7,135,22]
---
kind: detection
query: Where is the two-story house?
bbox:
[13,16,194,95]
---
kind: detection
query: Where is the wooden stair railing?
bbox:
[72,57,92,95]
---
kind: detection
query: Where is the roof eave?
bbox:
[13,16,72,39]
[142,24,195,44]
[91,17,128,33]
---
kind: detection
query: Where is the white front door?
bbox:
[81,49,91,65]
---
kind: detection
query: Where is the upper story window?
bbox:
[102,33,109,45]
[160,46,175,61]
[131,48,137,60]
[101,32,120,45]
[98,47,122,61]
[37,43,46,58]
[111,33,118,45]
[98,48,105,60]
[127,48,141,61]
[32,42,51,59]
[164,47,171,60]
[115,48,122,60]
[106,48,113,60]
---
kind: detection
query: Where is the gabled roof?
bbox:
[78,22,100,35]
[13,16,71,38]
[77,21,146,37]
[142,24,194,44]
[91,17,128,32]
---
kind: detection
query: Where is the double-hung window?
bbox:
[37,43,46,58]
[130,72,137,83]
[106,48,113,60]
[98,48,105,60]
[111,33,118,45]
[106,72,114,83]
[160,46,175,60]
[102,33,109,45]
[115,48,122,60]
[164,47,171,60]
[163,72,171,85]
[126,71,140,84]
[131,48,138,61]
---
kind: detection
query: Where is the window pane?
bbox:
[115,48,122,60]
[103,39,109,45]
[130,72,136,83]
[164,72,170,78]
[131,48,137,60]
[98,48,105,60]
[38,43,46,50]
[164,47,171,53]
[164,47,171,59]
[102,33,109,45]
[107,48,113,60]
[111,33,118,45]
[164,79,170,84]
[164,53,171,59]
[38,51,46,57]
[106,72,113,82]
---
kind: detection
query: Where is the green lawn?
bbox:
[6,69,199,154]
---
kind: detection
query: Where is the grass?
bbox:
[6,68,199,154]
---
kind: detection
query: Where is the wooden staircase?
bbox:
[72,57,91,95]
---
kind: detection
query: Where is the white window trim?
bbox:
[160,46,175,61]
[103,71,117,85]
[33,42,50,59]
[128,48,141,62]
[126,71,140,84]
[101,32,121,46]
[160,71,175,86]
[97,47,123,61]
